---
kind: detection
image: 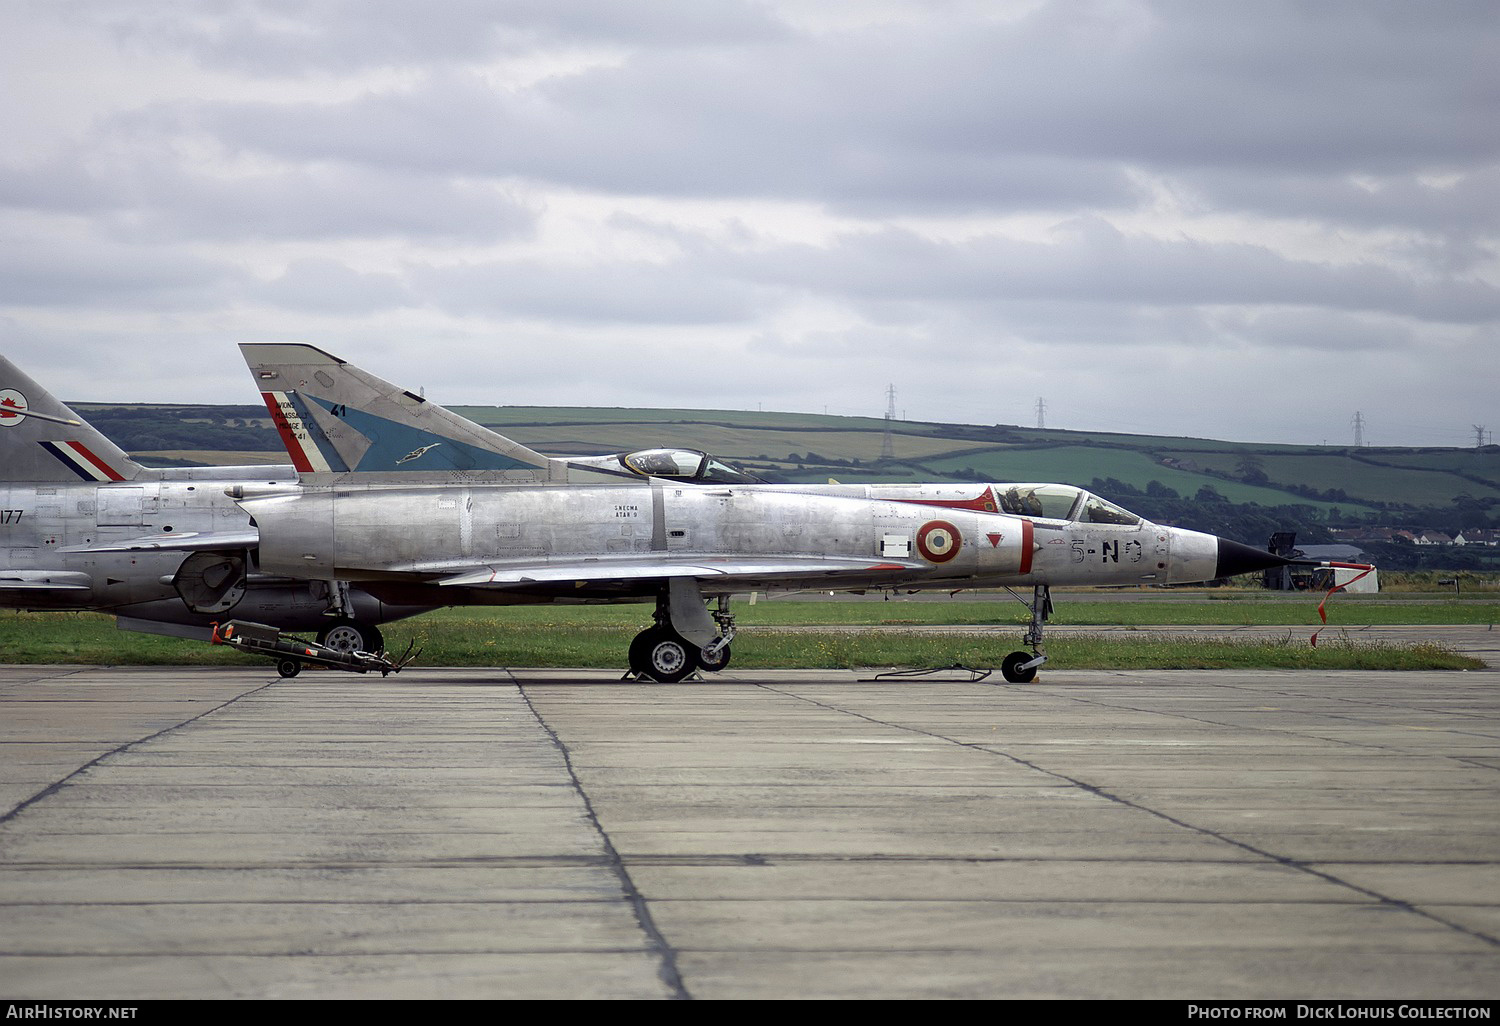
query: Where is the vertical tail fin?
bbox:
[0,353,147,483]
[239,344,563,482]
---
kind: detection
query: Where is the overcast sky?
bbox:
[2,0,1495,447]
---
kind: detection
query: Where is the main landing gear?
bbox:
[314,581,385,656]
[627,589,736,683]
[1000,584,1051,683]
[317,619,385,656]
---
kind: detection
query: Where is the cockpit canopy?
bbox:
[573,447,763,484]
[997,484,1142,526]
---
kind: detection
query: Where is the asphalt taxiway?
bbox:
[2,661,1498,1000]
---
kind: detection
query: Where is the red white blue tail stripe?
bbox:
[38,440,126,481]
[260,390,341,473]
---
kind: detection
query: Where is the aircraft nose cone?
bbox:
[1216,537,1290,579]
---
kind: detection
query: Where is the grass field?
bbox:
[2,593,1489,672]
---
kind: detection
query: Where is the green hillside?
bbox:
[449,405,1498,514]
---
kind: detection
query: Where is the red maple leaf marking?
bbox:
[0,397,22,418]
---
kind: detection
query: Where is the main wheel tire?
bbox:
[629,625,697,683]
[1001,651,1038,684]
[646,633,696,683]
[628,627,660,677]
[318,620,384,654]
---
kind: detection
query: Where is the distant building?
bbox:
[1296,544,1370,564]
[1263,537,1377,592]
[1335,527,1407,544]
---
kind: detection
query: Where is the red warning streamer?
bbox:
[1310,562,1377,646]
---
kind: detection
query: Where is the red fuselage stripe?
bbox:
[892,488,998,513]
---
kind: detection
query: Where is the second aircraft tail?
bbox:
[239,344,563,482]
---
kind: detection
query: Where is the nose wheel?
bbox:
[1001,650,1042,683]
[697,642,732,672]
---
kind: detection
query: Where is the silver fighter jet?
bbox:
[234,344,1299,682]
[0,353,427,651]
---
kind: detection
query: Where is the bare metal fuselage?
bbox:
[240,479,1221,607]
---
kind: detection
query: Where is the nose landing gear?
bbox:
[1000,584,1051,683]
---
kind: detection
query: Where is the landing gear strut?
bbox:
[313,581,385,654]
[1001,584,1051,683]
[627,589,736,682]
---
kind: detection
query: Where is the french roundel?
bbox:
[916,520,962,563]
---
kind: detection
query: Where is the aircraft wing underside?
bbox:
[434,555,931,589]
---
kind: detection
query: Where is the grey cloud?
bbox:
[249,259,415,315]
[138,167,537,244]
[61,0,786,75]
[969,0,1500,173]
[0,144,536,244]
[1209,308,1421,355]
[719,222,1500,326]
[1179,167,1500,249]
[198,69,1148,214]
[0,159,114,215]
[0,232,243,309]
[403,257,765,324]
[171,0,1498,226]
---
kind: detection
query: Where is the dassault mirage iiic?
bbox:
[231,344,1297,682]
[0,353,426,650]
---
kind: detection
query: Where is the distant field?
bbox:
[450,405,902,434]
[136,450,289,466]
[494,422,967,464]
[78,399,1499,515]
[447,405,1498,509]
[1164,450,1500,506]
[919,447,1373,511]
